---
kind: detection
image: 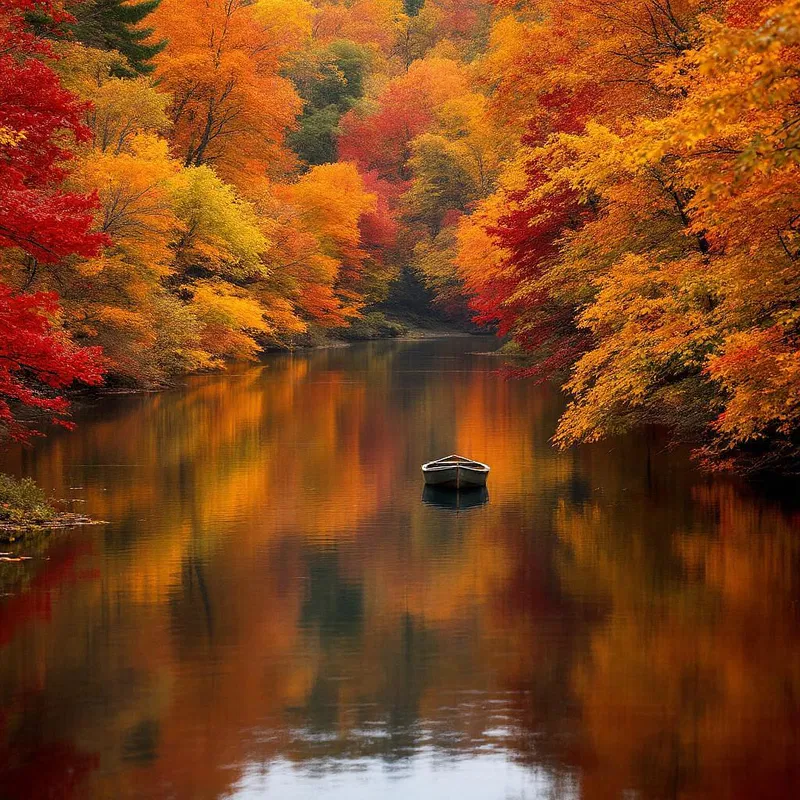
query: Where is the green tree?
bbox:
[288,106,342,166]
[404,133,479,232]
[287,40,372,166]
[71,0,167,76]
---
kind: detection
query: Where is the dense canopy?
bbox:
[1,0,800,471]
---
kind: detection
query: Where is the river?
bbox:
[1,336,799,799]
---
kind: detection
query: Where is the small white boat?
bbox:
[421,454,490,489]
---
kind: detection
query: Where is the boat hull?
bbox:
[422,466,488,489]
[421,456,490,489]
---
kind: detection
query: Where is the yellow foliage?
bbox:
[172,166,268,279]
[0,125,23,148]
[75,135,181,275]
[190,279,273,361]
[58,44,171,154]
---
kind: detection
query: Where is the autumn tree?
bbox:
[452,0,800,472]
[0,0,108,263]
[280,162,378,322]
[391,3,442,69]
[313,0,403,57]
[339,56,470,184]
[0,0,106,435]
[399,85,511,315]
[337,57,474,300]
[0,288,104,439]
[151,0,311,183]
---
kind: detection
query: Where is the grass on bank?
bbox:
[0,474,56,524]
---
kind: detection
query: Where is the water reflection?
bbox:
[0,338,799,799]
[421,486,490,511]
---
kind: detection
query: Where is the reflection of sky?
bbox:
[228,753,577,800]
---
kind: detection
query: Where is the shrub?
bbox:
[337,312,409,341]
[0,474,56,523]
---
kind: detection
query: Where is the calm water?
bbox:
[1,337,799,799]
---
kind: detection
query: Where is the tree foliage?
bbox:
[287,39,372,166]
[4,0,800,471]
[150,0,310,181]
[0,0,107,437]
[0,286,104,439]
[71,0,166,76]
[451,0,800,473]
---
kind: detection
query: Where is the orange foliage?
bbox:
[150,0,310,182]
[456,0,800,473]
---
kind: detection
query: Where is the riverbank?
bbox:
[1,514,105,544]
[294,310,478,348]
[67,321,485,406]
[0,474,104,543]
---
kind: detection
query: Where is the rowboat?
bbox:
[421,454,490,489]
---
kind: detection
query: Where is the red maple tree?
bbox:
[0,0,108,438]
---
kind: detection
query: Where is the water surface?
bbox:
[1,337,799,799]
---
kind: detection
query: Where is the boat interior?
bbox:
[423,455,489,472]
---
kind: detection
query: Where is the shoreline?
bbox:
[0,514,107,544]
[76,328,490,396]
[1,331,495,547]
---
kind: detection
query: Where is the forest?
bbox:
[2,0,800,474]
